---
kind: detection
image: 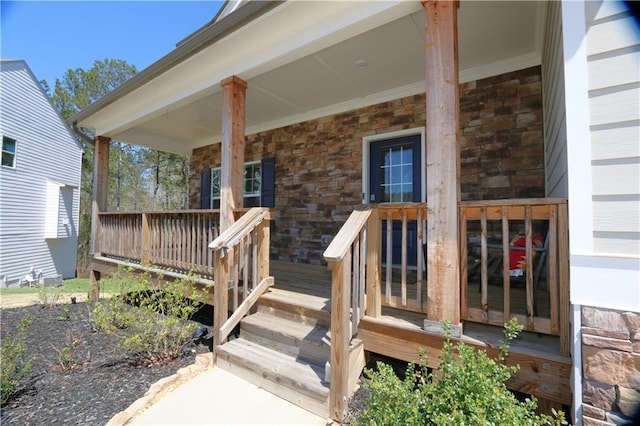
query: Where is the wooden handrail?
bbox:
[209,207,271,252]
[324,209,371,261]
[210,207,273,352]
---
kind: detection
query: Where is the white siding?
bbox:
[0,60,83,286]
[542,1,568,198]
[585,2,640,256]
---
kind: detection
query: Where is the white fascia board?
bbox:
[570,253,640,312]
[87,1,421,137]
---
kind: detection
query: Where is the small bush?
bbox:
[37,286,65,309]
[50,331,90,371]
[356,318,567,426]
[90,268,208,364]
[1,314,34,404]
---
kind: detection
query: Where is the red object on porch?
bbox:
[509,232,544,271]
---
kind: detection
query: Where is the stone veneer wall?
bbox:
[582,306,640,425]
[189,66,544,264]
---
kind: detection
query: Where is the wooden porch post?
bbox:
[220,76,247,231]
[423,0,461,324]
[89,135,110,301]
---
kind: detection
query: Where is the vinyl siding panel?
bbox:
[542,1,568,198]
[0,60,82,286]
[585,2,640,256]
[591,122,640,161]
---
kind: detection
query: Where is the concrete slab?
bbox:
[129,367,330,426]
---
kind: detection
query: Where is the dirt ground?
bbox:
[0,292,89,309]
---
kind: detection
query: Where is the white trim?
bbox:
[362,127,426,205]
[562,1,594,255]
[570,254,640,311]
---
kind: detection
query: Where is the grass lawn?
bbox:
[0,278,121,295]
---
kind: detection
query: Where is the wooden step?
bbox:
[257,287,331,326]
[216,338,329,418]
[241,311,331,366]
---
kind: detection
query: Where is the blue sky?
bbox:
[1,1,224,86]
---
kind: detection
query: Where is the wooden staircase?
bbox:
[215,288,365,419]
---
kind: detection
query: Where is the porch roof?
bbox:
[70,1,546,156]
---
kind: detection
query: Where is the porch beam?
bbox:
[220,75,247,231]
[423,0,461,323]
[89,135,110,300]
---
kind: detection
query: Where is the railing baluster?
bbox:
[459,207,468,319]
[385,209,392,304]
[480,207,488,323]
[525,206,534,330]
[548,206,559,334]
[501,207,510,324]
[352,237,360,325]
[401,208,407,307]
[417,208,424,310]
[359,228,366,322]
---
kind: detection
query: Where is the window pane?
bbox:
[211,169,221,199]
[1,153,14,167]
[2,137,16,167]
[2,138,16,154]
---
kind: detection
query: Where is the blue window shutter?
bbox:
[261,157,275,208]
[200,168,211,209]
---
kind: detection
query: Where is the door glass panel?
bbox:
[380,145,413,203]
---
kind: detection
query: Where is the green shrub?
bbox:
[1,314,34,404]
[90,269,208,364]
[356,318,567,426]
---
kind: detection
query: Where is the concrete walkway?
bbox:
[129,367,329,426]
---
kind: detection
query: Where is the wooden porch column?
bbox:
[220,76,247,231]
[89,135,110,300]
[423,0,461,324]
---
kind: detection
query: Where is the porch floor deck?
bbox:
[269,260,564,359]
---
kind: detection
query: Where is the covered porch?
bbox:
[72,1,571,421]
[90,198,571,415]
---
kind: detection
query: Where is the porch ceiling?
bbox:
[74,1,545,156]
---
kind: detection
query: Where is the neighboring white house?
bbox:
[0,59,83,287]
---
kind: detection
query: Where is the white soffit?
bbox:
[98,1,545,152]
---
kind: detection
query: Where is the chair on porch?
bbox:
[469,228,550,315]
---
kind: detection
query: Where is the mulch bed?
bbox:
[1,300,211,425]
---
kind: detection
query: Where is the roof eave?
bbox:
[69,1,281,128]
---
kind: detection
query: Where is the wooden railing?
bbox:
[323,208,373,422]
[97,210,221,276]
[209,208,273,353]
[327,199,570,366]
[375,204,429,313]
[459,198,569,354]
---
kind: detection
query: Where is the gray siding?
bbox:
[0,60,82,286]
[542,1,568,198]
[585,1,640,256]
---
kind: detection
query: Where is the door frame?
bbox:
[361,127,426,205]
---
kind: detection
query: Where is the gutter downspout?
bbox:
[71,121,95,147]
